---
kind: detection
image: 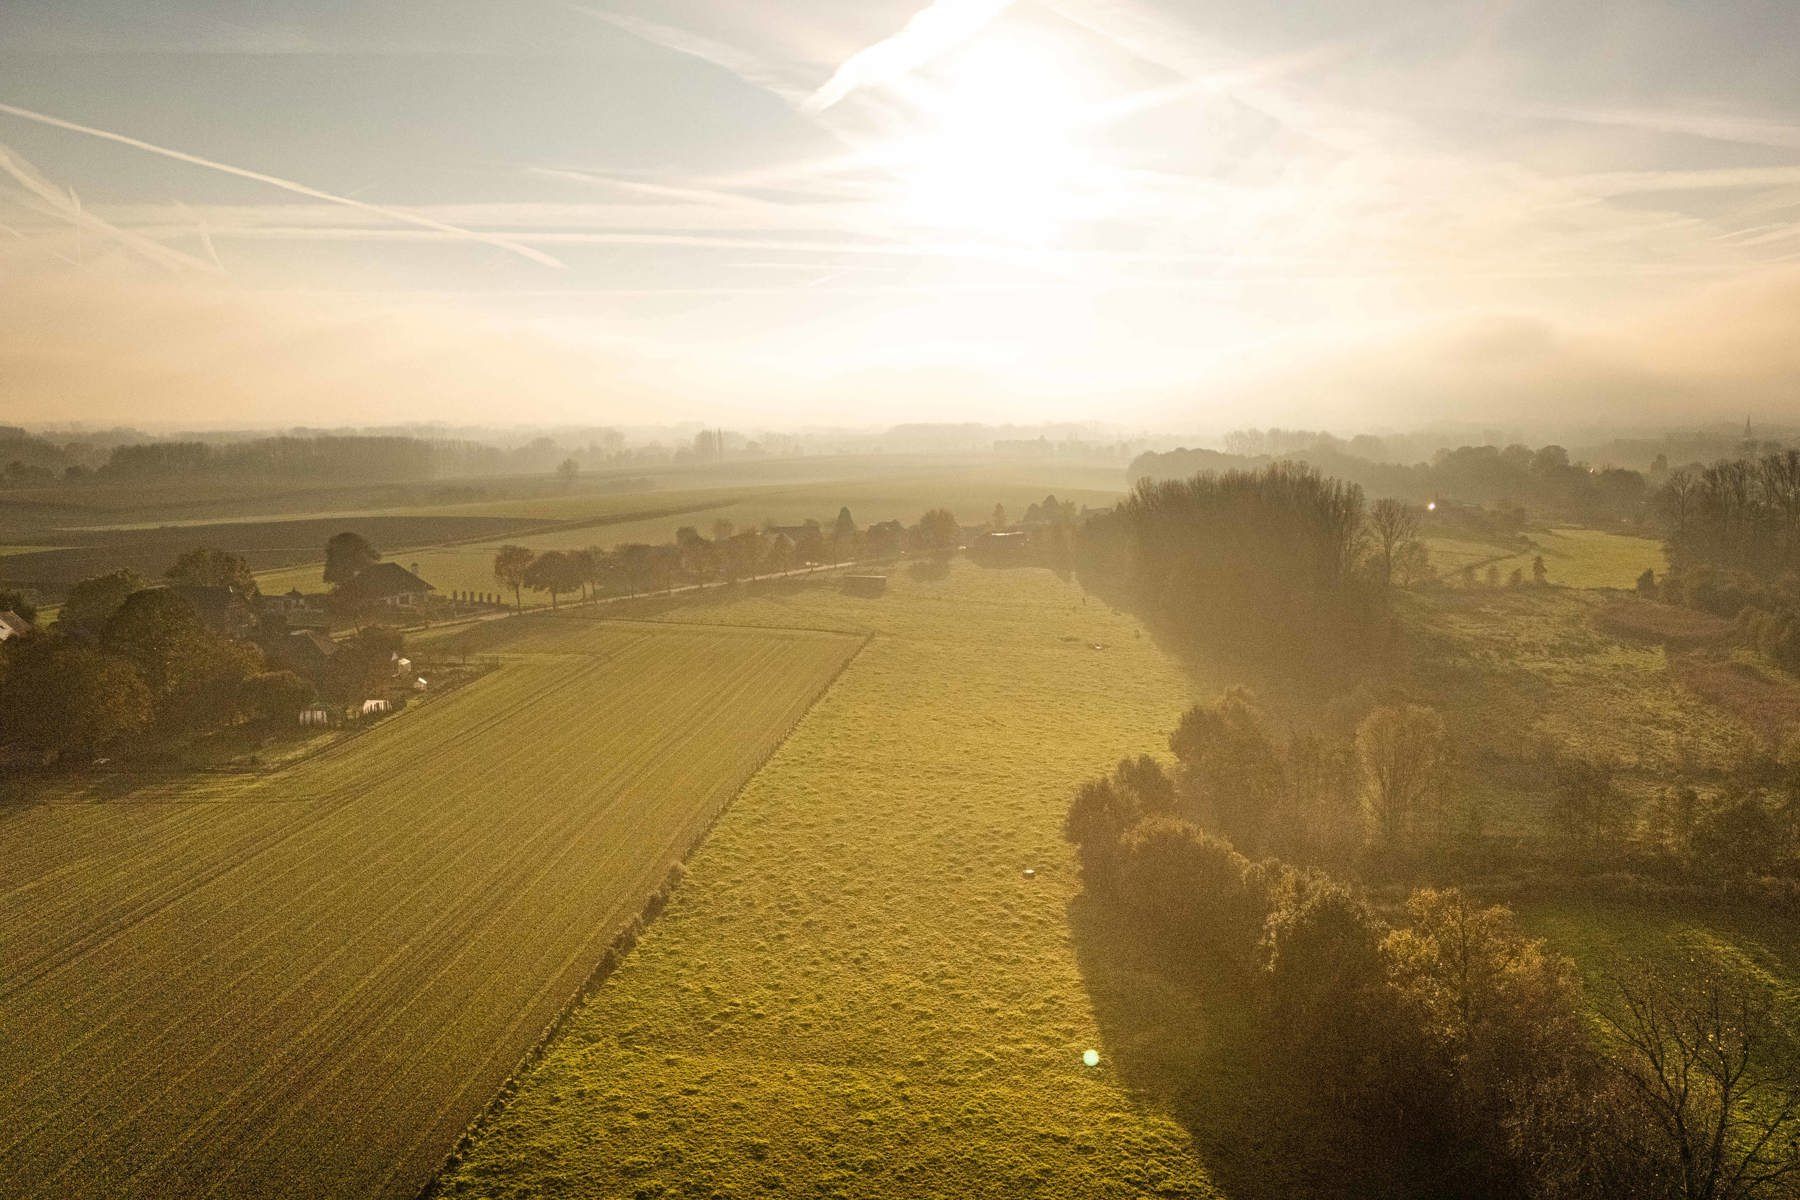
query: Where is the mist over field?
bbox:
[4,2,1800,1199]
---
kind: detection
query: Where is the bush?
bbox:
[1113,817,1266,964]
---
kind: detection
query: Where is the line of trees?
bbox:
[1647,453,1800,677]
[1065,751,1800,1200]
[486,504,980,610]
[1079,463,1424,662]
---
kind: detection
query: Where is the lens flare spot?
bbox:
[1082,1048,1100,1068]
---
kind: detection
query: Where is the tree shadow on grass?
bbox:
[1067,892,1434,1200]
[1067,570,1390,727]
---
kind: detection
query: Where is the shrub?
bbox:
[1113,817,1266,964]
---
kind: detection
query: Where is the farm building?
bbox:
[973,530,1030,559]
[339,562,435,608]
[265,588,326,615]
[276,630,339,677]
[0,609,34,641]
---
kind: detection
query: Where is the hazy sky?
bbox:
[2,0,1798,430]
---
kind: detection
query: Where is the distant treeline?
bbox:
[1132,440,1651,524]
[97,436,515,483]
[1660,451,1800,579]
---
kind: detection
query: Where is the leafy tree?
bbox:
[57,569,146,639]
[1260,873,1402,1088]
[324,628,403,701]
[833,506,857,561]
[1691,792,1783,876]
[0,633,150,760]
[916,508,959,555]
[1547,754,1625,854]
[991,502,1007,530]
[556,457,579,487]
[0,588,38,623]
[1168,689,1284,852]
[1114,817,1265,962]
[1356,704,1448,848]
[493,545,534,612]
[523,550,584,609]
[1063,755,1178,887]
[1383,888,1587,1166]
[323,532,380,586]
[1532,554,1549,586]
[240,670,315,723]
[569,548,599,601]
[101,588,262,728]
[164,547,259,602]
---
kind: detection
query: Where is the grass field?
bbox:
[1424,525,1663,590]
[435,562,1252,1199]
[1398,587,1763,837]
[0,619,860,1200]
[1518,898,1800,1031]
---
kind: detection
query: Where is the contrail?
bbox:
[804,0,1015,114]
[0,101,566,269]
[0,142,216,272]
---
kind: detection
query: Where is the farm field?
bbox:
[0,619,861,1200]
[437,562,1243,1200]
[256,463,1130,607]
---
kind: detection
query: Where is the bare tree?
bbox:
[1368,498,1421,586]
[1604,965,1800,1200]
[1355,704,1448,848]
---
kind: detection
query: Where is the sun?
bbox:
[890,40,1093,245]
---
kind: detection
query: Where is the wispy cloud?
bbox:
[566,5,809,106]
[803,0,1016,114]
[0,102,566,269]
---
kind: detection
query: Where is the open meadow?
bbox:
[1422,524,1664,590]
[439,562,1243,1200]
[0,619,860,1200]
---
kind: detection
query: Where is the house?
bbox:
[0,610,34,641]
[276,630,339,678]
[168,585,258,638]
[265,588,326,614]
[298,706,333,728]
[340,562,435,608]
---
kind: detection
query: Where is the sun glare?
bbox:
[893,41,1092,245]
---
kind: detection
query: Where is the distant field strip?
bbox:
[0,620,861,1200]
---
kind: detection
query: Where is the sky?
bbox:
[1,0,1798,431]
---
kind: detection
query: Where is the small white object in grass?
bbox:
[1082,1049,1100,1068]
[1022,867,1036,879]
